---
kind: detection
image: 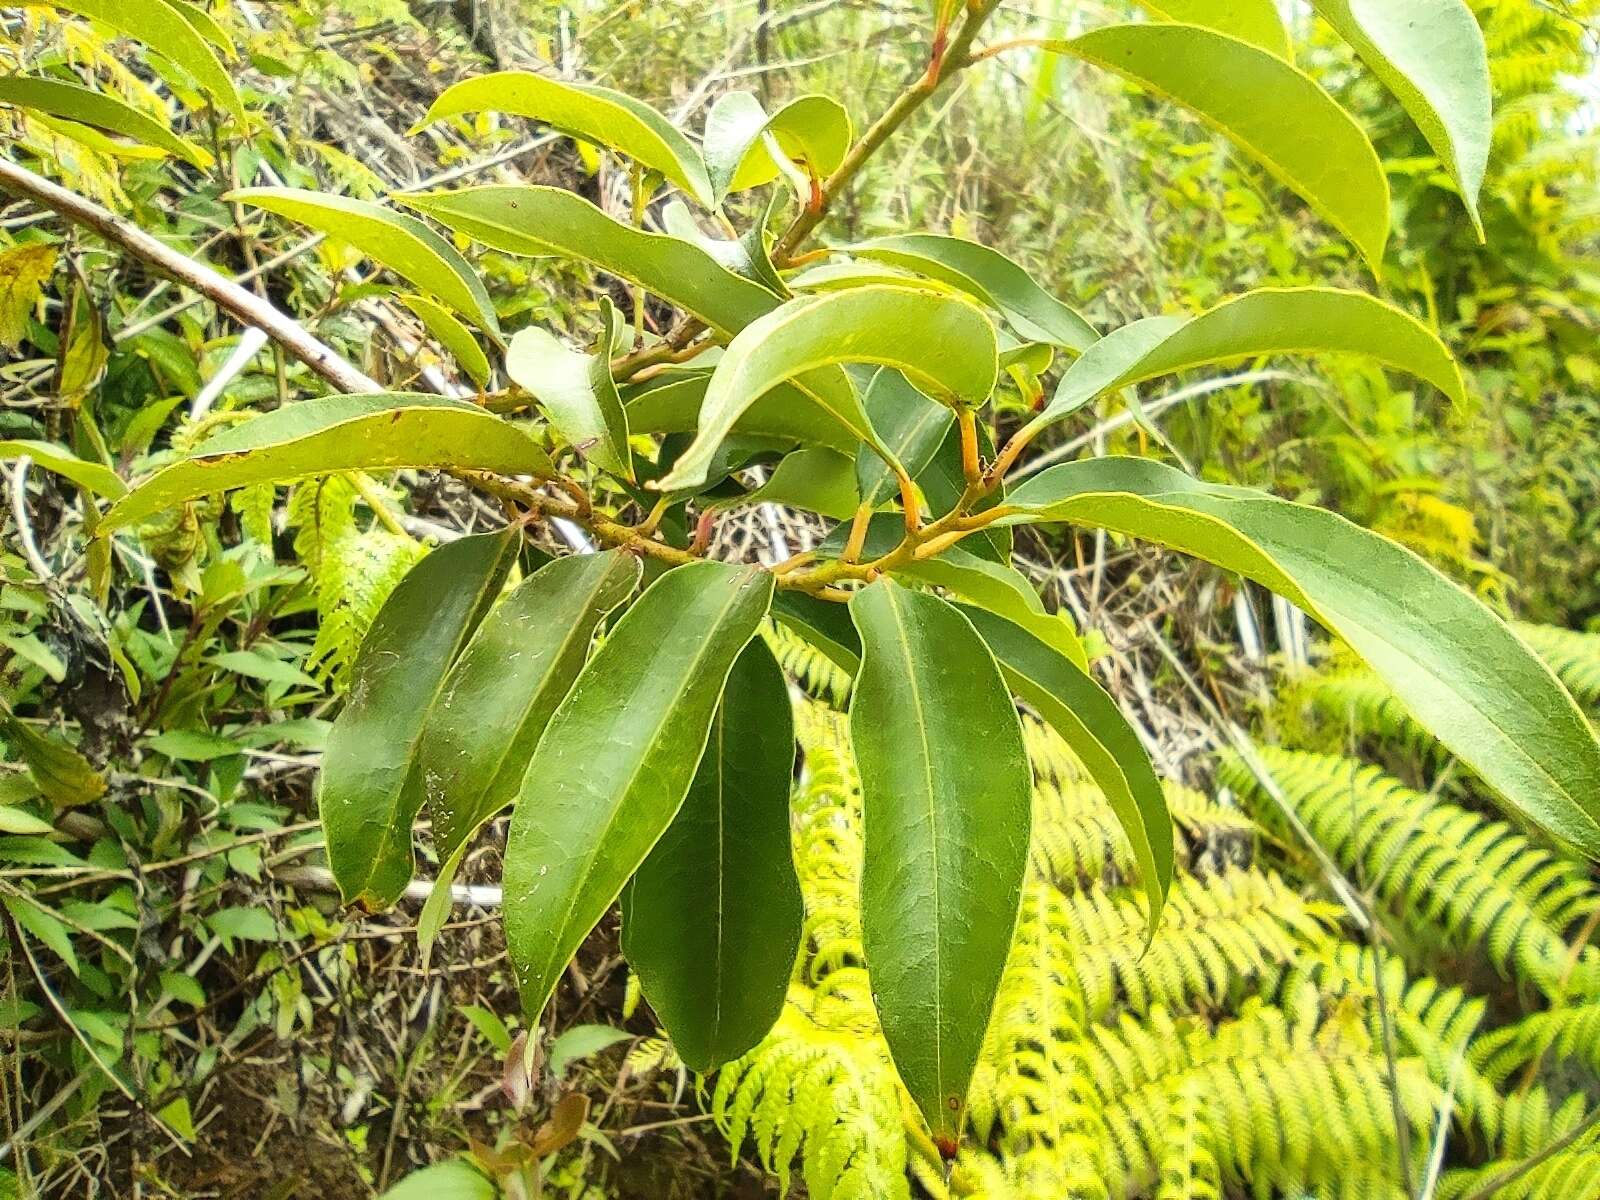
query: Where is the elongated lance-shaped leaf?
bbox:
[656,287,998,493]
[999,456,1600,859]
[848,580,1032,1143]
[723,447,859,520]
[417,550,640,929]
[0,440,124,498]
[845,234,1097,352]
[99,394,553,534]
[703,91,852,202]
[0,77,211,166]
[398,186,776,337]
[1141,0,1291,58]
[40,0,243,120]
[503,561,774,1019]
[319,532,518,911]
[228,189,501,338]
[823,515,1087,670]
[621,637,802,1071]
[415,72,714,206]
[1046,24,1389,272]
[506,298,634,480]
[1029,287,1466,435]
[958,604,1172,930]
[1311,0,1491,238]
[398,293,490,388]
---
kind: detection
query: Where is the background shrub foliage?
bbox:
[2,0,1600,1196]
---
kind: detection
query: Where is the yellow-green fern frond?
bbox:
[1513,622,1600,705]
[1439,1089,1600,1200]
[1154,1082,1221,1200]
[1474,998,1600,1086]
[1218,748,1600,999]
[765,622,853,708]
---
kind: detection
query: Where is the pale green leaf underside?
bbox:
[505,300,633,481]
[0,77,210,166]
[1032,287,1466,433]
[100,394,553,533]
[703,90,852,201]
[0,439,125,498]
[1001,457,1600,859]
[229,188,501,338]
[1049,23,1390,272]
[416,71,714,205]
[1311,0,1491,237]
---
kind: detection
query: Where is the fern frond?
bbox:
[1062,868,1339,1019]
[1218,747,1600,999]
[1154,1083,1221,1200]
[1473,998,1600,1086]
[1513,622,1600,705]
[765,621,853,708]
[1438,1089,1600,1200]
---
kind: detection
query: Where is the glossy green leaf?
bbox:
[855,366,953,508]
[0,439,124,498]
[623,374,856,453]
[41,0,243,119]
[622,638,801,1071]
[848,580,1032,1141]
[398,293,491,388]
[506,298,633,480]
[1000,456,1600,859]
[398,186,775,336]
[703,90,852,201]
[727,448,859,521]
[656,287,998,492]
[100,394,553,534]
[1029,287,1466,435]
[1142,0,1291,58]
[846,234,1097,352]
[959,605,1172,930]
[1311,0,1491,237]
[377,1161,495,1200]
[0,77,210,167]
[229,188,500,338]
[503,561,774,1019]
[1047,24,1389,271]
[319,532,517,911]
[415,72,714,205]
[417,550,640,944]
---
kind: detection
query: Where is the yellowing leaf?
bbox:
[0,77,210,166]
[0,244,58,350]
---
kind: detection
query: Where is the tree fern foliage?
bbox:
[698,617,1600,1198]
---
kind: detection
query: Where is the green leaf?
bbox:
[398,186,775,336]
[208,650,317,689]
[917,418,1011,564]
[1047,24,1389,272]
[146,729,239,762]
[546,1024,633,1078]
[43,0,244,120]
[377,1161,495,1200]
[854,367,953,508]
[0,440,124,498]
[505,299,634,480]
[415,71,714,206]
[206,906,279,944]
[1310,0,1491,237]
[622,638,801,1072]
[0,77,211,167]
[959,605,1172,931]
[229,189,500,338]
[3,893,77,975]
[726,447,859,521]
[624,374,856,453]
[99,394,553,534]
[0,711,105,809]
[398,293,491,388]
[845,234,1097,352]
[0,806,52,836]
[0,243,58,351]
[1000,456,1600,859]
[1029,287,1466,435]
[703,91,852,202]
[661,199,787,295]
[503,561,773,1020]
[656,287,997,493]
[847,580,1032,1141]
[1141,0,1291,58]
[416,550,639,946]
[320,532,517,910]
